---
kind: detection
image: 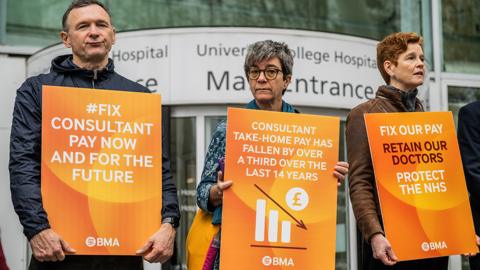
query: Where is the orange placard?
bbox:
[365,112,478,261]
[41,85,162,255]
[221,107,339,269]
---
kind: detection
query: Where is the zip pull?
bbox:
[92,70,98,88]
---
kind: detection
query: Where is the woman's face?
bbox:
[386,43,425,91]
[248,57,291,105]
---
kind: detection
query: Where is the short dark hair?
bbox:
[377,32,423,84]
[244,40,294,95]
[62,0,111,31]
[244,40,293,80]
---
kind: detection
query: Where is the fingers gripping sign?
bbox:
[136,223,176,263]
[30,229,76,262]
[333,161,349,186]
[209,170,233,208]
[371,233,398,266]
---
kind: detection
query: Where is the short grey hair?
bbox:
[244,40,293,80]
[62,0,111,32]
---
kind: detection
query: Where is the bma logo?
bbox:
[85,236,120,247]
[421,241,447,251]
[262,256,294,267]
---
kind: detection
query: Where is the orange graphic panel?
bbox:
[221,108,339,269]
[365,112,478,261]
[41,85,162,255]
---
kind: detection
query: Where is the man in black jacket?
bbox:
[9,0,180,269]
[458,101,480,270]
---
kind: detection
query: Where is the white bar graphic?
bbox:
[255,199,266,241]
[281,221,291,243]
[268,210,279,242]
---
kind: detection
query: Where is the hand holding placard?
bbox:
[371,233,397,266]
[136,223,176,263]
[209,171,233,208]
[30,229,76,262]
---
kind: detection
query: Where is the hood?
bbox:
[51,54,115,79]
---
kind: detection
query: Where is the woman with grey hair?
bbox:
[195,40,349,270]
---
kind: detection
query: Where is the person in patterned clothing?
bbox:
[196,40,349,270]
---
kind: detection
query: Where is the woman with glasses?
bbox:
[194,40,349,270]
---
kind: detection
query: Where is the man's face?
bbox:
[61,4,115,68]
[248,57,291,104]
[386,43,425,91]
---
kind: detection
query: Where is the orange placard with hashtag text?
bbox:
[220,107,339,269]
[365,112,478,261]
[41,85,162,255]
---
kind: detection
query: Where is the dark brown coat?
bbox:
[346,85,423,241]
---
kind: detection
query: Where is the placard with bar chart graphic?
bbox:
[220,108,340,269]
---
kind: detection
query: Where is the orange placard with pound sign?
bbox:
[221,107,340,269]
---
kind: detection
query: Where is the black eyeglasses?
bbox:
[248,68,283,80]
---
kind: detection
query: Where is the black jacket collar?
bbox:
[51,54,114,80]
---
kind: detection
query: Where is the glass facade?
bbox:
[442,0,480,74]
[4,0,65,47]
[107,0,402,40]
[448,86,480,124]
[3,0,478,73]
[3,0,436,70]
[170,117,196,269]
[5,1,421,45]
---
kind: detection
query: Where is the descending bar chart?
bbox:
[255,199,292,243]
[251,185,310,250]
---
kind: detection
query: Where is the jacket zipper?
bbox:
[92,70,98,88]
